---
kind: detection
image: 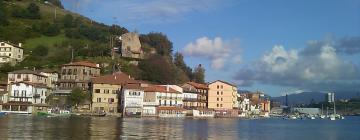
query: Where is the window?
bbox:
[159,100,161,105]
[221,98,223,101]
[164,100,167,106]
[217,98,219,101]
[14,90,19,97]
[112,90,117,94]
[95,89,100,93]
[217,104,219,107]
[73,69,77,75]
[220,104,223,107]
[217,85,219,89]
[17,74,21,79]
[97,98,101,102]
[221,91,223,95]
[0,43,4,46]
[217,91,219,95]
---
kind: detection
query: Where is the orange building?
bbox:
[207,80,238,109]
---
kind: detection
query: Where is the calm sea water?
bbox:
[0,115,359,140]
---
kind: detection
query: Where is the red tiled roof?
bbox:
[144,85,179,93]
[92,72,138,85]
[123,83,146,90]
[62,61,100,68]
[187,82,208,89]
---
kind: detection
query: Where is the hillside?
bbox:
[0,0,204,84]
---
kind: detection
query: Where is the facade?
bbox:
[0,41,23,65]
[1,82,49,114]
[59,61,100,90]
[91,72,138,115]
[143,85,183,116]
[181,82,208,109]
[326,92,335,103]
[8,70,47,85]
[208,80,238,109]
[119,32,143,59]
[120,84,145,117]
[37,70,59,89]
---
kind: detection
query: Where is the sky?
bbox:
[60,0,360,96]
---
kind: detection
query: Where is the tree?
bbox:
[32,45,49,56]
[0,1,8,26]
[26,3,41,19]
[67,87,88,108]
[43,24,60,36]
[193,64,205,83]
[139,55,175,84]
[140,32,173,56]
[174,52,193,80]
[62,14,75,28]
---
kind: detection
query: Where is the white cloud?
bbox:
[183,37,240,70]
[234,39,360,91]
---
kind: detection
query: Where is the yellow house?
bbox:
[207,80,238,110]
[91,72,138,115]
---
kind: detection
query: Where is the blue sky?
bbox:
[61,0,360,96]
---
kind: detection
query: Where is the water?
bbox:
[0,115,359,140]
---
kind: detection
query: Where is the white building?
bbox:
[0,41,23,65]
[326,92,335,103]
[143,85,183,116]
[1,82,49,114]
[120,84,145,117]
[37,70,59,89]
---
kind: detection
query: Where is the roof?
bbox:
[123,84,145,90]
[92,72,138,85]
[36,69,58,73]
[186,82,208,89]
[0,41,23,49]
[144,85,179,93]
[208,80,237,87]
[11,81,49,88]
[9,70,47,77]
[62,61,100,68]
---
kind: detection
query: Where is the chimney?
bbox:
[18,43,22,47]
[166,85,169,92]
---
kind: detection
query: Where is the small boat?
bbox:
[0,112,7,116]
[320,115,326,119]
[329,115,336,121]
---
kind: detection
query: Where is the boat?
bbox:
[0,112,7,116]
[329,115,336,121]
[37,109,71,117]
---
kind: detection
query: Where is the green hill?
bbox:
[0,0,204,84]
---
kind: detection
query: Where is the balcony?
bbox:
[33,94,40,98]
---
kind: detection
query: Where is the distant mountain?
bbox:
[271,91,360,106]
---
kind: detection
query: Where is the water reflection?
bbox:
[0,115,360,140]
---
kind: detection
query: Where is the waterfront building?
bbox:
[207,80,239,117]
[1,81,49,114]
[238,94,251,117]
[157,106,186,117]
[58,61,101,91]
[91,72,138,115]
[181,82,208,109]
[260,100,271,117]
[120,84,145,117]
[0,41,23,65]
[143,85,183,116]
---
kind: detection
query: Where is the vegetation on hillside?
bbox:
[0,0,205,84]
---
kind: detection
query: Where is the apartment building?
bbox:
[59,61,100,90]
[91,72,138,114]
[208,80,238,109]
[0,41,23,65]
[181,82,208,109]
[120,84,145,117]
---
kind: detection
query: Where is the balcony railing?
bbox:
[33,94,40,98]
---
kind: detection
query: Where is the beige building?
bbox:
[59,61,100,90]
[91,72,138,114]
[207,80,238,110]
[8,70,47,85]
[0,41,23,65]
[119,32,143,59]
[181,82,208,109]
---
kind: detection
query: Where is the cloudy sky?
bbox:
[61,0,360,96]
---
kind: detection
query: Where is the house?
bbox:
[208,80,239,117]
[181,82,208,109]
[1,82,49,114]
[260,100,271,117]
[91,72,138,115]
[120,84,145,117]
[8,70,48,85]
[143,85,183,116]
[119,32,143,59]
[36,69,59,89]
[0,41,23,65]
[58,61,101,91]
